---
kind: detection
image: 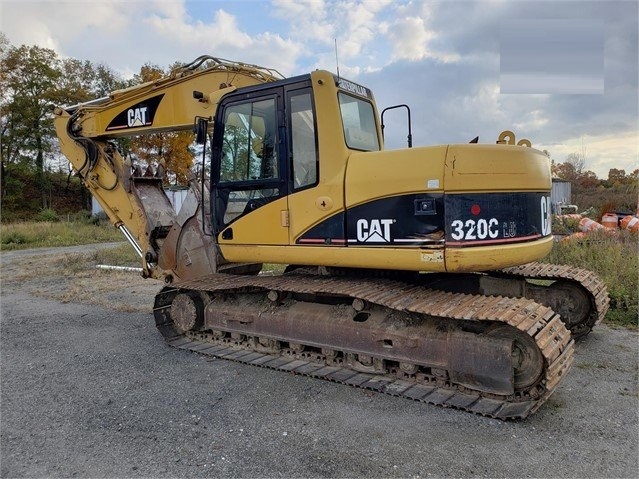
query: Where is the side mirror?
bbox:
[194,117,209,145]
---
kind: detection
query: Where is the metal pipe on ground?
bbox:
[96,264,143,273]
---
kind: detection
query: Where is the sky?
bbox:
[1,0,637,179]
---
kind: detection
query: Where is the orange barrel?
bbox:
[578,217,604,232]
[601,213,618,229]
[620,215,639,233]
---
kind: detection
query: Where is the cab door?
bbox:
[211,89,289,245]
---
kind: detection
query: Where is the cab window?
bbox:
[338,92,380,151]
[289,91,318,189]
[220,98,278,182]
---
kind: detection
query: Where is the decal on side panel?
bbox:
[106,94,165,131]
[296,194,445,246]
[445,192,552,246]
[296,192,551,248]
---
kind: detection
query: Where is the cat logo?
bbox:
[356,218,394,243]
[105,94,164,131]
[127,106,148,127]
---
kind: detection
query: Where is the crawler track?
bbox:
[153,273,574,420]
[496,262,609,339]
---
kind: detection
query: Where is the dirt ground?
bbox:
[1,243,638,478]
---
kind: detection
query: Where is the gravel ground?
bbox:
[1,244,638,478]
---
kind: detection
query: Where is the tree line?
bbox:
[0,35,194,220]
[550,152,638,213]
[551,152,638,190]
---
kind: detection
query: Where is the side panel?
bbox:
[289,143,552,272]
[297,194,445,246]
[218,239,551,273]
[295,145,447,246]
[217,197,290,245]
[442,144,553,271]
[345,146,447,206]
[220,243,447,272]
[444,144,551,192]
[290,191,552,272]
[344,146,446,246]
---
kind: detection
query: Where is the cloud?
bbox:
[383,2,460,64]
[271,0,334,44]
[1,1,135,53]
[271,0,396,75]
[145,9,253,49]
[134,6,303,75]
[0,0,303,76]
[512,109,549,132]
[385,16,432,61]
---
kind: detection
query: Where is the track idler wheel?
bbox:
[170,292,204,333]
[487,325,544,390]
[536,281,592,339]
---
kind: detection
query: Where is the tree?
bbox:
[552,151,600,189]
[93,63,131,97]
[0,43,63,207]
[608,168,627,185]
[577,170,599,189]
[0,39,130,210]
[565,152,585,175]
[130,131,195,185]
[128,64,195,185]
[553,152,585,182]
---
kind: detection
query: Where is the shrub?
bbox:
[66,209,102,225]
[36,208,59,222]
[552,215,581,235]
[1,230,27,246]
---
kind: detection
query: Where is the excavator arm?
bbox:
[54,56,283,280]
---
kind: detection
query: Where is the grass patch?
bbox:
[0,221,124,250]
[261,263,287,275]
[542,229,638,328]
[58,252,93,274]
[92,243,141,267]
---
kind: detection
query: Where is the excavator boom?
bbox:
[54,56,283,280]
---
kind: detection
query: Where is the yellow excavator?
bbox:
[54,55,608,419]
